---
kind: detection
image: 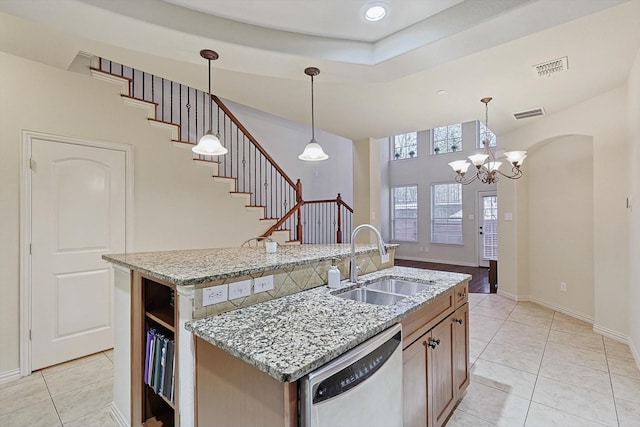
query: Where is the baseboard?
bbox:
[0,368,20,384]
[110,401,129,427]
[496,289,528,301]
[524,296,594,324]
[395,256,479,268]
[593,324,629,344]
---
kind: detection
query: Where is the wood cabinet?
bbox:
[402,284,469,427]
[131,273,179,427]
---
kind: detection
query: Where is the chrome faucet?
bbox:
[350,224,387,283]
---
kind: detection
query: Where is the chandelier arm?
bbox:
[494,167,523,180]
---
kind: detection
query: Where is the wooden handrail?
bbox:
[212,95,297,189]
[261,200,304,239]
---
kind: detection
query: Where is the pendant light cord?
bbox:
[208,58,213,133]
[310,74,315,141]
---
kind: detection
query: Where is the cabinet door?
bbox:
[453,304,470,396]
[403,336,428,427]
[428,317,455,427]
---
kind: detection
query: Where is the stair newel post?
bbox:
[336,193,343,244]
[296,179,303,243]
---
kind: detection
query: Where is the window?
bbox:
[431,183,463,244]
[478,121,496,148]
[393,132,418,160]
[432,124,462,154]
[392,186,418,241]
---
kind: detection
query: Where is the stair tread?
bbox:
[172,139,194,145]
[121,94,158,106]
[194,158,221,164]
[214,176,238,181]
[90,67,133,83]
[148,118,179,125]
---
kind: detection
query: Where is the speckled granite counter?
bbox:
[186,266,470,382]
[102,244,396,287]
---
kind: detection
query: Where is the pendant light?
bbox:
[299,67,329,161]
[192,49,228,156]
[448,97,526,184]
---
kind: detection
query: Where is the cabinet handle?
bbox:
[433,338,440,345]
[454,318,463,324]
[427,341,437,349]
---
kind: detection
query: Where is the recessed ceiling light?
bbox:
[364,2,388,22]
[437,90,447,95]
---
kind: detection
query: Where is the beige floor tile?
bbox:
[479,342,543,375]
[610,373,640,404]
[511,304,554,319]
[471,359,537,400]
[616,396,640,427]
[507,311,553,329]
[456,382,530,427]
[469,337,490,360]
[0,375,51,416]
[0,371,43,392]
[603,337,635,360]
[538,357,612,395]
[531,376,618,426]
[42,352,107,376]
[43,356,113,397]
[550,317,594,336]
[103,349,114,363]
[471,305,514,320]
[53,377,113,424]
[543,341,608,372]
[469,314,504,342]
[547,329,604,353]
[0,398,61,427]
[64,406,118,427]
[524,402,609,427]
[607,355,640,379]
[490,322,548,354]
[447,408,496,427]
[477,294,518,308]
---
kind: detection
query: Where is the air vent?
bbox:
[513,108,545,120]
[532,56,568,78]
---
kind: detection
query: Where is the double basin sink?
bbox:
[334,278,432,306]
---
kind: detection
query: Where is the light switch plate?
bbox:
[254,275,274,293]
[381,254,390,264]
[228,279,251,299]
[202,284,228,306]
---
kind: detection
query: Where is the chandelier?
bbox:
[448,97,526,184]
[298,67,329,161]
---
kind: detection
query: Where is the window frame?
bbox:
[477,120,496,149]
[392,132,418,160]
[430,182,463,245]
[391,185,419,242]
[431,123,462,155]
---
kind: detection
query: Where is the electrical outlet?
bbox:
[560,282,567,292]
[381,254,390,264]
[228,279,251,300]
[254,275,274,293]
[202,284,228,306]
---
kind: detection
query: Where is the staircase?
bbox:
[90,57,352,244]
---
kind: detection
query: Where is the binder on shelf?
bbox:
[144,327,175,400]
[162,340,175,401]
[144,328,155,385]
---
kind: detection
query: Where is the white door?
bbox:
[477,191,498,268]
[30,138,126,370]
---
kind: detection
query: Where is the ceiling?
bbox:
[0,0,639,142]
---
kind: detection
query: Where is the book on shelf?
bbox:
[144,327,175,400]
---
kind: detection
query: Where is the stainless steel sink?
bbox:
[365,278,430,296]
[336,288,406,306]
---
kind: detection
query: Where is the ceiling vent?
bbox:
[533,56,568,78]
[513,107,545,120]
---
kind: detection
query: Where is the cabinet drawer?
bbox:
[455,281,468,307]
[401,290,454,348]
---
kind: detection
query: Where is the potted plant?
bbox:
[408,150,416,158]
[450,144,458,152]
[394,152,401,159]
[434,147,440,154]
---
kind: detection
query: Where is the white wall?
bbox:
[528,135,594,319]
[499,86,629,338]
[387,121,496,266]
[628,48,640,360]
[0,53,352,376]
[223,99,353,206]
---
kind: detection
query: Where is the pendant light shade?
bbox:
[192,49,228,156]
[299,67,328,161]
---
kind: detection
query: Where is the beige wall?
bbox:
[499,86,629,337]
[352,137,383,243]
[0,53,286,374]
[528,135,594,319]
[628,48,640,360]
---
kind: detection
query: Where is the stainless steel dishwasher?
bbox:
[300,324,403,427]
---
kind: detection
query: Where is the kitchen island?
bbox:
[103,244,470,427]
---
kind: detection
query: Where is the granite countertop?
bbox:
[186,266,470,382]
[102,244,397,286]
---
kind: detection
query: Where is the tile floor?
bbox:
[448,294,640,427]
[1,294,639,426]
[0,349,117,427]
